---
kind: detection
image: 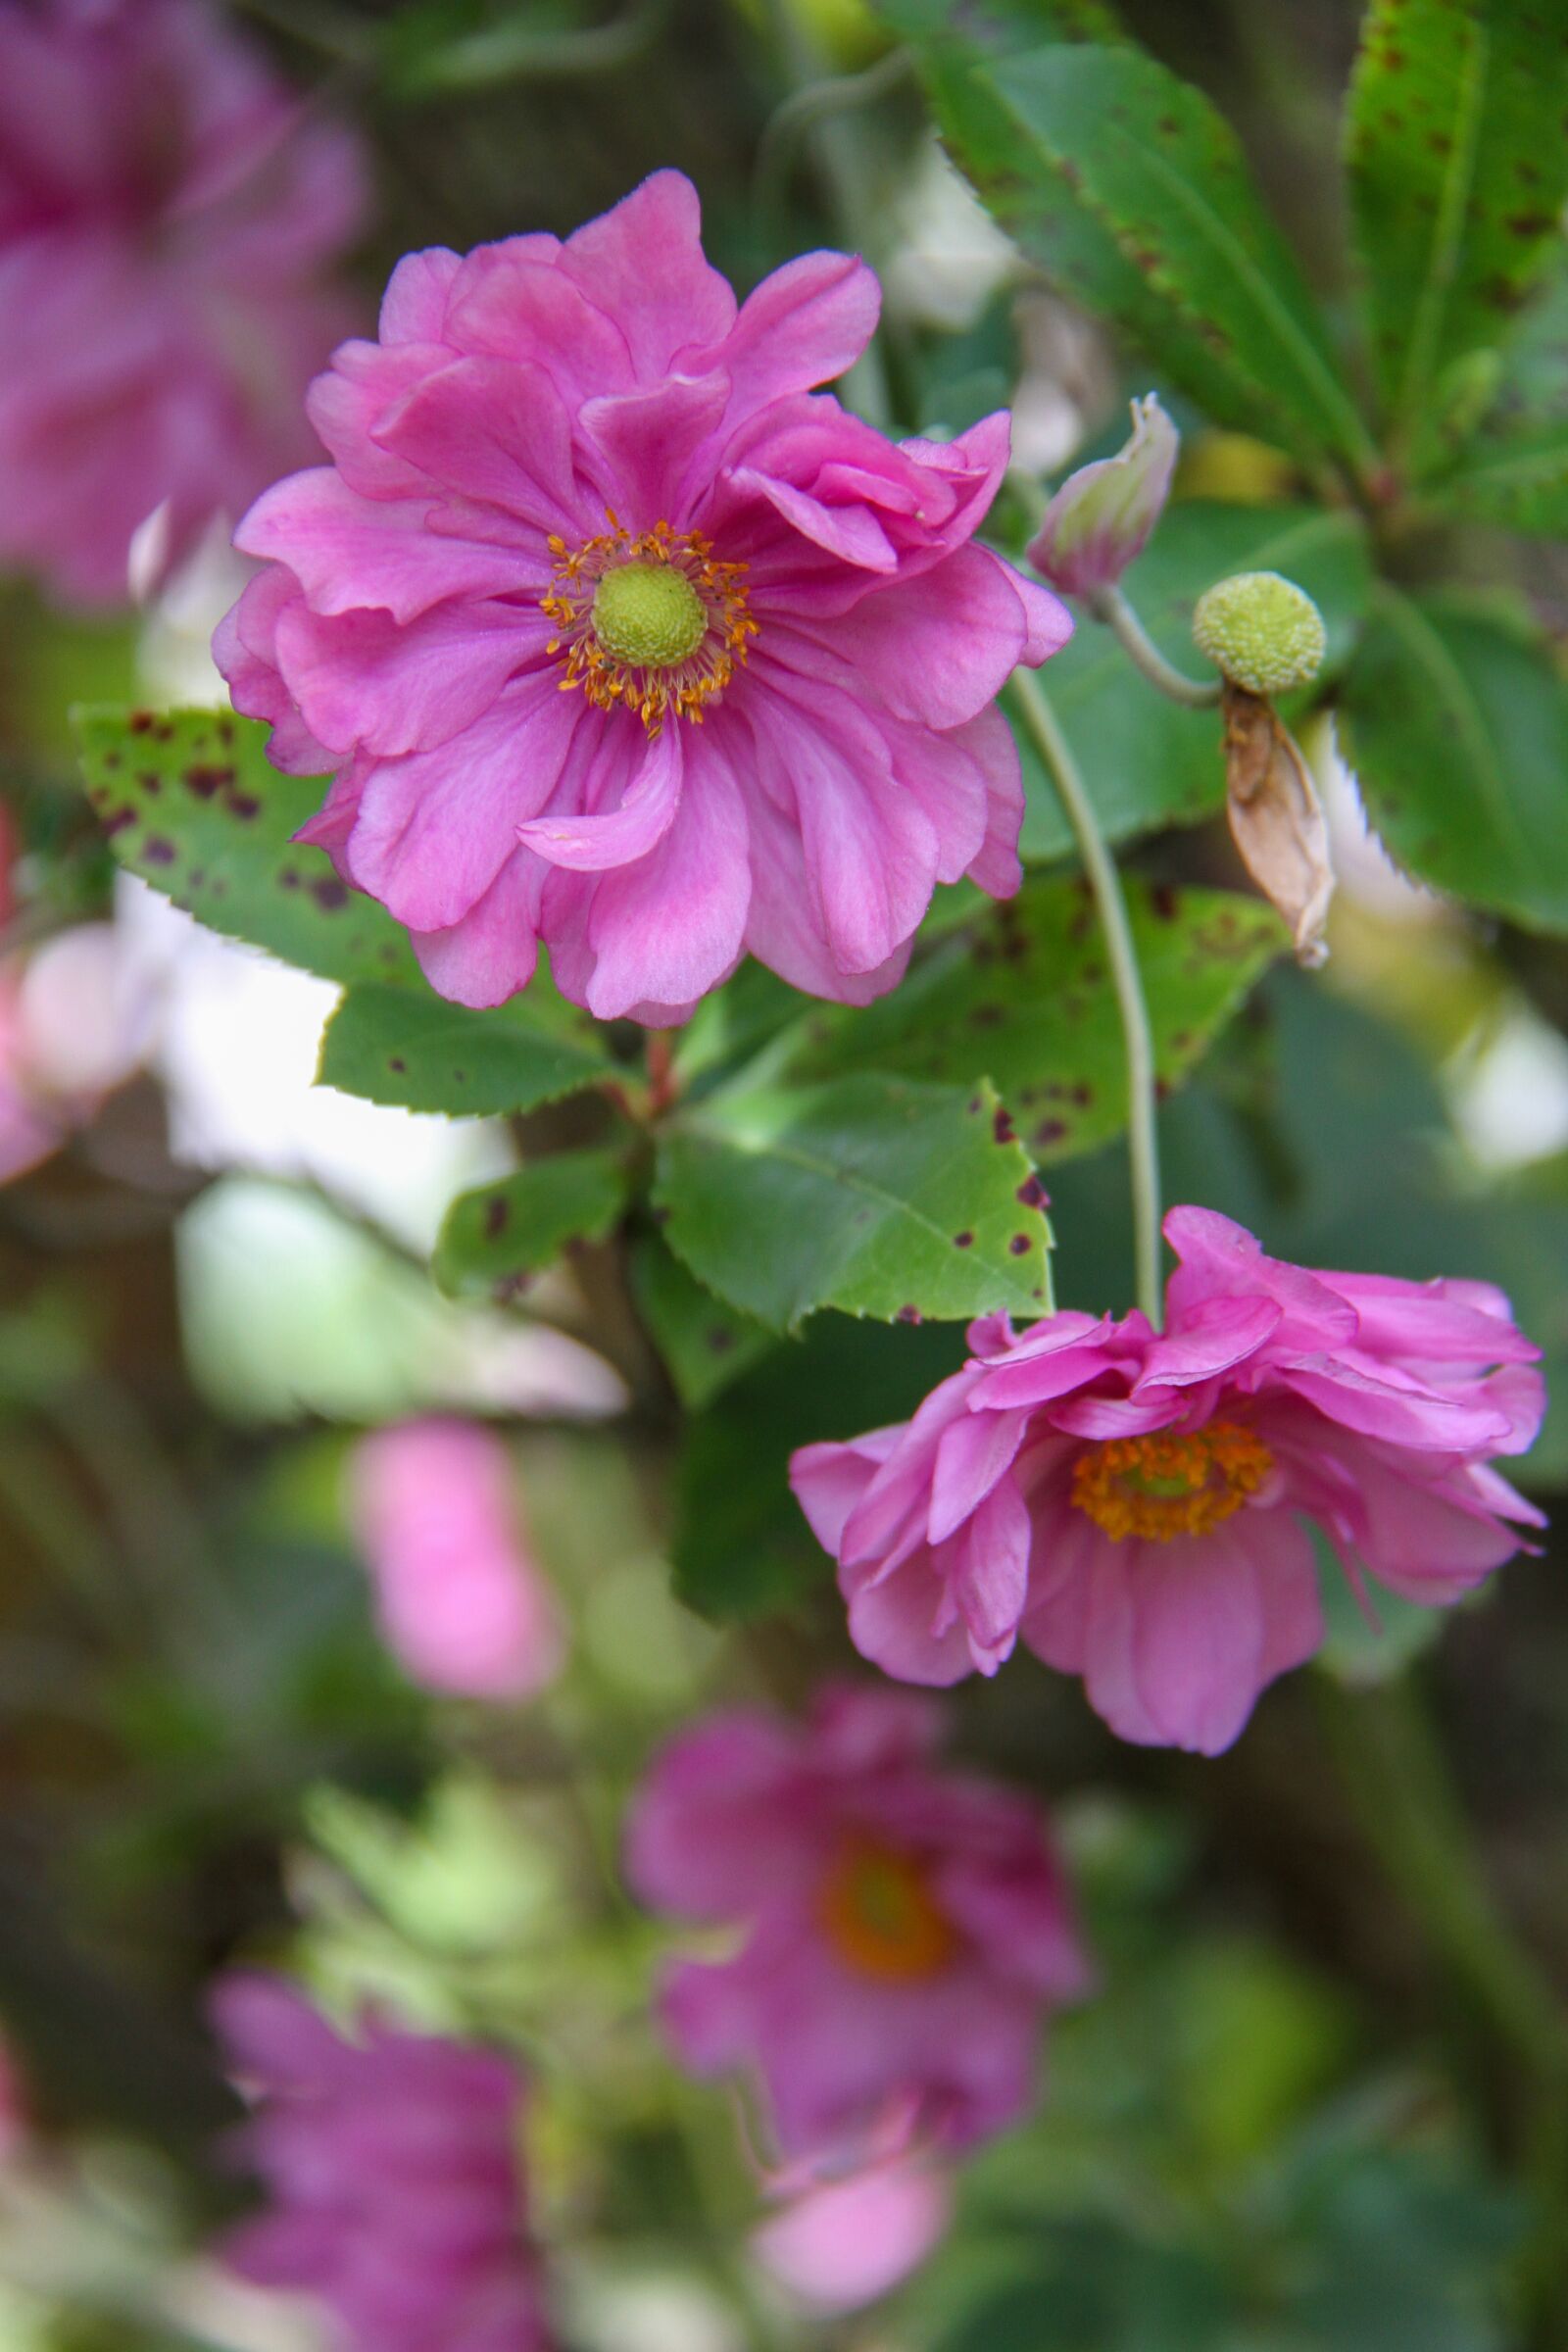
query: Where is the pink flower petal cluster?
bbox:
[349,1419,564,1700]
[624,1683,1090,2166]
[0,0,364,608]
[212,1973,552,2352]
[792,1208,1545,1755]
[752,2144,954,2314]
[217,170,1070,1024]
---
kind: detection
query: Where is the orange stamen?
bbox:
[1069,1420,1273,1544]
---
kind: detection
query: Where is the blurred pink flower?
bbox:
[212,1972,552,2352]
[216,170,1070,1024]
[0,0,365,608]
[793,1207,1545,1754]
[624,1683,1090,2165]
[349,1419,565,1700]
[752,2143,954,2313]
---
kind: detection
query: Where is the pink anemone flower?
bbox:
[624,1683,1090,2167]
[211,1972,552,2352]
[216,170,1071,1024]
[792,1207,1546,1755]
[0,0,365,608]
[348,1419,565,1700]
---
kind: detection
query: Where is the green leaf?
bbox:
[672,1316,966,1622]
[654,1075,1053,1333]
[319,982,613,1116]
[777,877,1285,1164]
[432,1150,631,1298]
[1337,587,1568,933]
[1345,0,1568,443]
[1425,266,1568,527]
[75,707,418,987]
[968,45,1374,472]
[1020,502,1372,861]
[628,1236,774,1410]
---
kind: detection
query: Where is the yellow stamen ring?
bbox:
[541,513,758,736]
[1070,1420,1273,1544]
[818,1836,956,1983]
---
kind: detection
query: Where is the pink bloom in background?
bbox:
[0,0,364,608]
[217,170,1071,1024]
[349,1419,564,1700]
[624,1684,1090,2168]
[793,1207,1545,1755]
[212,1972,552,2352]
[752,2145,955,2315]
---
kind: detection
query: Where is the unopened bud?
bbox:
[1026,393,1178,598]
[1192,571,1325,697]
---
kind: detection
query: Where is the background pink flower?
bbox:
[212,1972,552,2352]
[217,170,1070,1024]
[349,1419,565,1700]
[0,0,365,608]
[623,1683,1090,2165]
[793,1208,1545,1754]
[751,2144,955,2314]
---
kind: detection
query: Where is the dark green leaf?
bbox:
[969,45,1374,471]
[1020,503,1372,861]
[1345,0,1568,443]
[672,1316,965,1622]
[777,877,1285,1164]
[628,1236,774,1410]
[319,982,613,1116]
[432,1151,632,1298]
[75,707,418,988]
[1337,588,1568,933]
[654,1075,1053,1332]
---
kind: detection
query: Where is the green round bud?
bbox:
[592,561,707,669]
[1191,570,1326,696]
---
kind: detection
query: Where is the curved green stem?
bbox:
[1009,670,1163,1326]
[1091,585,1224,710]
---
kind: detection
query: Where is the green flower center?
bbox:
[591,561,708,671]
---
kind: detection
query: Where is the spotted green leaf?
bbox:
[319,982,612,1117]
[1346,0,1568,448]
[433,1150,632,1298]
[1337,587,1568,934]
[778,878,1286,1164]
[74,707,418,988]
[967,45,1375,473]
[654,1075,1053,1333]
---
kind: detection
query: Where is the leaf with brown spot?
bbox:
[433,1150,632,1299]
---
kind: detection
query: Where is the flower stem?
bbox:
[1009,669,1163,1327]
[1091,585,1223,709]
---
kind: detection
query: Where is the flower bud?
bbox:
[1025,393,1178,598]
[1192,570,1326,697]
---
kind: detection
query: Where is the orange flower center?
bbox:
[541,513,757,735]
[817,1837,956,1983]
[1069,1420,1273,1544]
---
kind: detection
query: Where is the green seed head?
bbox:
[591,562,707,670]
[1192,570,1326,696]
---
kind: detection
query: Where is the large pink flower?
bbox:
[624,1684,1090,2165]
[348,1419,565,1700]
[0,0,364,608]
[212,1973,552,2352]
[216,171,1071,1024]
[792,1208,1546,1754]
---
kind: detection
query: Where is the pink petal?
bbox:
[517,723,683,872]
[560,170,736,380]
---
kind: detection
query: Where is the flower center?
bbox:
[541,514,757,735]
[1069,1420,1274,1544]
[591,562,707,669]
[818,1837,956,1984]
